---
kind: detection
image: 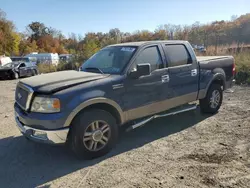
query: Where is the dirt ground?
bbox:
[0,80,249,188]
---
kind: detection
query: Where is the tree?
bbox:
[0,9,15,56]
[11,32,21,55]
[19,39,38,56]
[2,8,250,58]
[27,21,47,42]
[109,28,122,43]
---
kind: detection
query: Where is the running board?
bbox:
[126,105,197,132]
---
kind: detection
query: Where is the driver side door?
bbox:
[18,63,27,77]
[123,45,169,121]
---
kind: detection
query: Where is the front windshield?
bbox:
[11,57,29,62]
[81,46,137,74]
[3,63,19,68]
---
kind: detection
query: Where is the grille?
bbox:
[15,84,32,110]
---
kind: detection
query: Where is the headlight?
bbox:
[31,96,60,113]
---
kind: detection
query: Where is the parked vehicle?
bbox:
[25,53,59,65]
[14,40,235,159]
[0,62,38,80]
[11,56,37,64]
[0,56,12,66]
[59,54,74,63]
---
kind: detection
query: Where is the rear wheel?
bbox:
[69,109,118,159]
[200,83,223,114]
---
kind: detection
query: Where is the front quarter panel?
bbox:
[55,75,125,127]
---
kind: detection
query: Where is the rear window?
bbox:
[165,45,192,67]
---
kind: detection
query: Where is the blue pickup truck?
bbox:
[14,40,235,159]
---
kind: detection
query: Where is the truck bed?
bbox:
[197,56,232,62]
[198,55,234,88]
[197,56,234,69]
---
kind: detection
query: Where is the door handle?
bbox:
[161,75,170,82]
[191,69,197,76]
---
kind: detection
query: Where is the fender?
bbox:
[63,97,125,127]
[198,72,226,99]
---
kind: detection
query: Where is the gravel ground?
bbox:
[0,80,249,188]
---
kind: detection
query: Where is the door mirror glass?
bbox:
[129,63,151,79]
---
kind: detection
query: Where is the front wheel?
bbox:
[69,109,118,160]
[199,83,223,114]
[13,72,19,79]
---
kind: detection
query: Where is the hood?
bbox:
[0,67,12,71]
[20,70,109,94]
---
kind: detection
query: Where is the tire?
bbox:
[69,109,118,160]
[13,72,19,79]
[199,83,223,114]
[32,70,36,76]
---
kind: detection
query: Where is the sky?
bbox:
[1,0,250,36]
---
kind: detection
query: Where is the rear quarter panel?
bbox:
[198,56,234,98]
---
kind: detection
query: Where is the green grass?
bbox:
[234,52,250,85]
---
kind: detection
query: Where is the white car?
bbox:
[0,56,12,66]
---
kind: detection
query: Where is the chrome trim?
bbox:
[191,69,197,76]
[112,84,124,89]
[16,82,34,111]
[15,116,69,144]
[127,105,197,131]
[64,97,125,127]
[161,75,170,82]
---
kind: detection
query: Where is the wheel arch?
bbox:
[199,73,226,99]
[64,98,125,127]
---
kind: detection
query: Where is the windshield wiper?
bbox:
[84,67,104,74]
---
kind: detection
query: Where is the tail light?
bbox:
[232,61,236,76]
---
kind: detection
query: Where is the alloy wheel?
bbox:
[83,120,111,151]
[210,90,220,109]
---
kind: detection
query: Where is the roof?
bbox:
[108,40,187,47]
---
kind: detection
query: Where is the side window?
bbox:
[134,46,163,72]
[19,63,25,68]
[165,45,192,67]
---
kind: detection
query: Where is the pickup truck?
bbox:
[14,40,235,159]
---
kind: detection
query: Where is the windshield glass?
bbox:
[81,46,137,74]
[3,63,19,68]
[11,57,31,62]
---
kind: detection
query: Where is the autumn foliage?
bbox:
[0,9,250,83]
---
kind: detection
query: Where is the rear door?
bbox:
[123,45,170,120]
[25,63,33,76]
[162,43,199,104]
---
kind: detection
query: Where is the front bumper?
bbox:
[15,113,69,144]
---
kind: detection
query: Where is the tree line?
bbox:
[1,8,250,61]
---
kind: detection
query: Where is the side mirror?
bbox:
[129,63,151,79]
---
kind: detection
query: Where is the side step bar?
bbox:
[126,105,197,132]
